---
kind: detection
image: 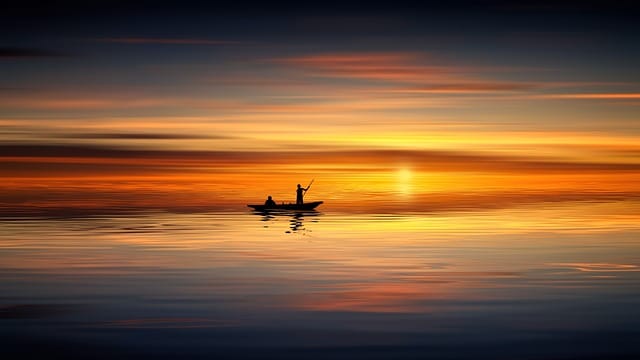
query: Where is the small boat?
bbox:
[247,201,323,211]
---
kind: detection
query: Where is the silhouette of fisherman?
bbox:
[264,195,276,208]
[296,183,310,205]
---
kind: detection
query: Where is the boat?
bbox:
[247,201,323,211]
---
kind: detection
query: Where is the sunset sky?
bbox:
[2,1,639,215]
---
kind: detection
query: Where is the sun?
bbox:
[395,166,413,197]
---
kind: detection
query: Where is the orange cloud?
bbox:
[535,93,640,99]
[268,52,640,102]
[392,82,536,94]
[0,93,244,111]
[548,263,639,272]
[271,52,467,83]
[269,52,543,98]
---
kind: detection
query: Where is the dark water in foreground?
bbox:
[1,203,639,359]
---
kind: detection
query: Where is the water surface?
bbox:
[1,202,639,359]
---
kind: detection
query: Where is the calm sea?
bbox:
[1,202,639,359]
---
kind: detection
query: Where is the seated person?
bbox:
[264,195,276,207]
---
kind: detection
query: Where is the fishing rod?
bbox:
[303,179,315,198]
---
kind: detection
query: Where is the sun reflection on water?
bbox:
[0,201,639,357]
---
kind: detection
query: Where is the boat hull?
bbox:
[247,201,323,211]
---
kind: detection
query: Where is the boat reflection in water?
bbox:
[252,209,322,233]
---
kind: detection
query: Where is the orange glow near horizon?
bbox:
[2,48,640,215]
[2,147,639,215]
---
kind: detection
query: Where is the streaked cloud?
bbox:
[548,263,639,272]
[0,47,68,58]
[391,82,536,94]
[102,318,235,329]
[97,37,241,45]
[535,93,640,100]
[271,52,463,83]
[269,52,640,101]
[269,51,542,98]
[57,132,222,140]
[2,144,639,174]
[0,93,243,111]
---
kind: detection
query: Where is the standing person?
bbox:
[296,183,310,205]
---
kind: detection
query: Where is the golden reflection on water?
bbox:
[1,201,639,315]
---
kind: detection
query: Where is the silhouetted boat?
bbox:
[247,201,323,211]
